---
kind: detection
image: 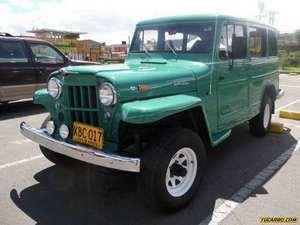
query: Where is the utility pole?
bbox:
[268,11,277,25]
[257,1,266,21]
[257,1,278,26]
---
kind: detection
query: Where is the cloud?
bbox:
[0,0,299,44]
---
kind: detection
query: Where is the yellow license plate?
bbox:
[72,122,104,149]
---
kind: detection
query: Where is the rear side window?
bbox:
[30,43,64,64]
[0,40,28,63]
[268,30,278,56]
[249,27,267,57]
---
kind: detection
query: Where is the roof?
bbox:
[137,14,277,30]
[0,35,53,44]
[27,28,87,35]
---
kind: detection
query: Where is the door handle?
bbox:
[11,70,21,74]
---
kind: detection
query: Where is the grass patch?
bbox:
[280,67,300,74]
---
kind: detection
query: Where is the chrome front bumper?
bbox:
[20,122,140,172]
[277,89,285,99]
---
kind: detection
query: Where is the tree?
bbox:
[295,30,300,45]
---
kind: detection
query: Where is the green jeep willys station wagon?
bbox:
[20,14,284,210]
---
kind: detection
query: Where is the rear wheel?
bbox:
[249,95,273,137]
[40,115,76,165]
[139,129,207,211]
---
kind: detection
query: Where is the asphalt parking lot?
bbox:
[0,74,299,225]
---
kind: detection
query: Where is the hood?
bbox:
[63,59,210,102]
[68,59,101,66]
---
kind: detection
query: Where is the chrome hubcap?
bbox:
[263,103,270,129]
[165,147,197,197]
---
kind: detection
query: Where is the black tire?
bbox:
[40,115,76,166]
[249,94,274,137]
[139,128,207,211]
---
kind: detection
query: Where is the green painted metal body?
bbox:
[34,14,279,152]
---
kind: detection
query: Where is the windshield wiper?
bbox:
[166,40,178,60]
[142,43,151,58]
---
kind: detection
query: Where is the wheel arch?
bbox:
[119,105,213,151]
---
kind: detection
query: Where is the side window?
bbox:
[219,25,227,58]
[30,43,64,64]
[0,40,28,63]
[268,30,278,56]
[219,24,246,60]
[249,27,267,57]
[227,24,234,53]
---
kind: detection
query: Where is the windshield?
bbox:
[130,23,215,54]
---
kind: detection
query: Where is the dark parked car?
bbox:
[0,34,95,103]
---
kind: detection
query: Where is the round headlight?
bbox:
[47,77,62,99]
[46,121,55,135]
[59,124,69,139]
[99,82,117,106]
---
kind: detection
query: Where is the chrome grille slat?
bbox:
[65,85,99,127]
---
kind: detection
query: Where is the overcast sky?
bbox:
[0,0,299,44]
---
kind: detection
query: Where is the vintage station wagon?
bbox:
[20,14,284,210]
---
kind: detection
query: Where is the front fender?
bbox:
[120,94,202,124]
[33,89,55,114]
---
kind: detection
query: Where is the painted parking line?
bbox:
[275,99,300,112]
[282,123,300,128]
[280,85,300,88]
[199,141,300,225]
[0,155,43,170]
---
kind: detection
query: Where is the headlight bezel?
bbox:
[99,82,117,106]
[59,124,69,139]
[47,77,62,99]
[45,120,55,135]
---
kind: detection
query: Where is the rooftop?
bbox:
[27,28,87,35]
[137,14,277,30]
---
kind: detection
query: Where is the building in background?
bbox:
[107,41,128,59]
[278,33,298,47]
[27,28,127,62]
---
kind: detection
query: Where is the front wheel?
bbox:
[249,95,274,137]
[139,129,207,211]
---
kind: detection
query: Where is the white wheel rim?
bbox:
[263,103,270,129]
[165,147,197,197]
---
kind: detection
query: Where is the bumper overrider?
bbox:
[20,122,140,172]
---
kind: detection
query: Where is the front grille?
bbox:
[65,85,99,126]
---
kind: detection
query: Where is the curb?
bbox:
[279,71,300,75]
[279,110,300,121]
[270,122,284,133]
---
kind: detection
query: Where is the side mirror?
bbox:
[64,55,71,64]
[232,36,247,59]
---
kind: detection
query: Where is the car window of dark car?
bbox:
[29,43,64,64]
[0,40,28,63]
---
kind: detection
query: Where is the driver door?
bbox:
[28,42,66,90]
[216,23,250,130]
